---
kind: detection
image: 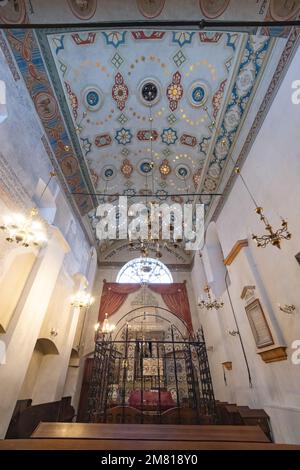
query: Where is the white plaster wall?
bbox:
[0,36,93,436]
[190,44,300,444]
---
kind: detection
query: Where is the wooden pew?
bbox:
[31,422,270,443]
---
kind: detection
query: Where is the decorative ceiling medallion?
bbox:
[180,134,197,147]
[67,0,97,20]
[199,0,230,19]
[159,159,171,179]
[82,86,103,112]
[138,160,154,175]
[167,71,183,112]
[131,31,166,40]
[161,128,178,146]
[61,156,78,177]
[34,91,58,122]
[269,0,300,21]
[71,32,96,45]
[112,73,129,111]
[199,135,211,155]
[0,0,27,24]
[101,165,116,181]
[199,32,223,43]
[175,164,190,180]
[94,134,112,148]
[172,32,195,47]
[156,189,168,200]
[137,129,158,141]
[138,78,161,106]
[102,31,126,49]
[121,159,133,179]
[188,80,209,108]
[115,128,133,145]
[203,176,217,192]
[136,0,165,18]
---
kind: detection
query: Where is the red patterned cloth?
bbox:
[98,281,193,332]
[98,281,140,323]
[129,390,175,410]
[149,282,193,332]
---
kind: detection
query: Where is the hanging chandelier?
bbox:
[0,171,56,248]
[198,285,224,310]
[234,167,291,249]
[251,206,291,249]
[94,313,115,335]
[71,289,94,309]
[0,208,47,247]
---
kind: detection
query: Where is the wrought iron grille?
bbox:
[86,321,216,424]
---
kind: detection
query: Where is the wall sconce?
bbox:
[222,361,232,371]
[50,328,58,337]
[278,304,296,314]
[228,330,239,337]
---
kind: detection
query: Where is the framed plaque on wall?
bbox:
[245,299,274,349]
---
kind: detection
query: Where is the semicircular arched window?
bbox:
[116,257,173,284]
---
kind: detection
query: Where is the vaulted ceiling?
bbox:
[2,0,299,265]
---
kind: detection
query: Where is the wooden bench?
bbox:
[30,422,270,443]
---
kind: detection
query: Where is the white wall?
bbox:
[0,34,95,437]
[191,44,300,444]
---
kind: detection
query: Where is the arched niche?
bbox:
[0,248,36,333]
[202,222,228,298]
[35,338,59,355]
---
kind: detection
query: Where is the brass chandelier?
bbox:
[198,285,224,311]
[0,171,56,248]
[234,167,291,249]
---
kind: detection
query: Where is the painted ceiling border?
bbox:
[211,27,300,222]
[196,34,274,214]
[36,29,99,207]
[3,28,96,217]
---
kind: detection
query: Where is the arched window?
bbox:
[116,257,173,284]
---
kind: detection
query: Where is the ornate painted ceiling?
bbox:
[1,0,299,265]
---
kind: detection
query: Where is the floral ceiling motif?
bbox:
[4,24,287,250]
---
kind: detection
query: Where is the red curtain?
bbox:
[148,282,193,332]
[98,280,193,332]
[98,281,140,323]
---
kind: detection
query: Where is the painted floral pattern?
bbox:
[161,128,178,145]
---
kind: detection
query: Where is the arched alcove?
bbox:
[35,338,59,355]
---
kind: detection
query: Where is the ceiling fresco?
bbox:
[1,0,299,264]
[1,0,300,25]
[43,29,243,208]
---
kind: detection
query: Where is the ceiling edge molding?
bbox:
[211,27,300,222]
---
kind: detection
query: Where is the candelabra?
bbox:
[0,171,56,248]
[71,289,94,309]
[94,313,116,335]
[251,206,291,249]
[228,330,239,337]
[234,166,291,249]
[198,285,224,310]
